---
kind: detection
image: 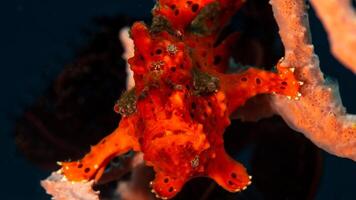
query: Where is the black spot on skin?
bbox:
[241,77,247,82]
[155,49,162,54]
[78,163,83,168]
[191,4,199,12]
[169,187,174,192]
[228,180,234,185]
[207,101,212,107]
[256,78,261,84]
[84,168,90,173]
[175,10,179,16]
[170,67,176,72]
[170,4,176,10]
[231,172,237,179]
[164,178,169,183]
[190,112,195,118]
[282,81,288,85]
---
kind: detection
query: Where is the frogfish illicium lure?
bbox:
[59,0,301,199]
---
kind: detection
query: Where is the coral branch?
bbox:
[269,0,356,160]
[41,172,99,200]
[310,0,356,73]
[119,27,135,89]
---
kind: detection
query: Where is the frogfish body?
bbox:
[60,0,301,199]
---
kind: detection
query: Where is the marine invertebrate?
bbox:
[269,0,356,160]
[310,0,356,73]
[120,27,136,90]
[41,172,99,200]
[53,0,300,199]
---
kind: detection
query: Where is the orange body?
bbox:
[60,0,300,199]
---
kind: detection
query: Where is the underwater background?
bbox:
[0,0,355,199]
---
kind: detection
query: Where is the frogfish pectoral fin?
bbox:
[60,117,139,182]
[150,172,188,199]
[207,147,251,192]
